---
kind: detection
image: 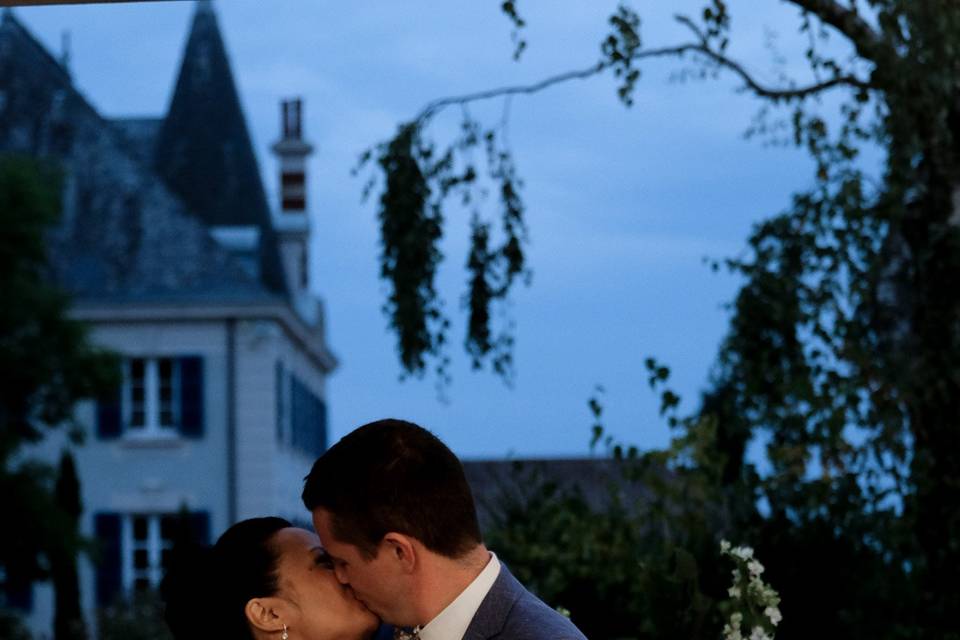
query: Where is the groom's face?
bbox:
[312,508,409,624]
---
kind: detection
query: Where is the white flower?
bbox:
[732,546,754,560]
[748,559,765,576]
[721,539,732,553]
[723,626,743,640]
[728,586,742,599]
[749,627,772,640]
[723,612,744,640]
[764,606,782,626]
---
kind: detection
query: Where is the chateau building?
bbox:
[0,2,335,633]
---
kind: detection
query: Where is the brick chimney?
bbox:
[271,98,314,293]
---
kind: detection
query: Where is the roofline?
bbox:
[70,298,338,373]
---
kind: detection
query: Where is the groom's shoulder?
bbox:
[504,585,587,639]
[494,568,588,639]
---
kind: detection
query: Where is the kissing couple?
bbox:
[163,419,587,640]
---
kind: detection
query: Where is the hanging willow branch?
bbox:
[357,0,876,385]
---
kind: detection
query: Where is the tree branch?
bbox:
[784,0,889,64]
[414,41,871,124]
[683,40,871,101]
[417,62,607,121]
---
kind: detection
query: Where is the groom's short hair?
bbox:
[302,418,482,560]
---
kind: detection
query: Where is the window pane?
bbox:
[129,358,145,429]
[161,548,172,570]
[134,549,149,570]
[158,358,172,381]
[158,358,176,427]
[133,516,148,541]
[134,577,150,592]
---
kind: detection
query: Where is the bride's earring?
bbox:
[281,624,289,640]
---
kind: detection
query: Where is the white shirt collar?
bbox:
[417,552,501,640]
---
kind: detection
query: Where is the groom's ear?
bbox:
[382,532,417,573]
[244,597,288,633]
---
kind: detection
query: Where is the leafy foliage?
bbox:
[0,156,119,625]
[358,112,529,385]
[97,591,172,640]
[482,459,721,639]
[371,1,960,636]
[0,610,32,640]
[52,451,87,640]
[0,157,120,458]
[500,1,527,60]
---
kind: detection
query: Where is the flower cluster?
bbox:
[720,540,781,640]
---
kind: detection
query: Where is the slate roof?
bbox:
[109,117,162,168]
[462,458,658,533]
[153,2,287,294]
[0,4,288,304]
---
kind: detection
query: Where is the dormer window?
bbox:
[209,226,261,281]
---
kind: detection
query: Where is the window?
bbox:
[281,171,305,187]
[125,357,180,436]
[275,363,327,458]
[97,356,204,440]
[281,195,306,210]
[124,514,176,592]
[95,511,209,606]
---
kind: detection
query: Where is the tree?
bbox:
[0,156,119,615]
[53,451,87,640]
[364,1,960,636]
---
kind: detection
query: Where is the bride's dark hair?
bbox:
[162,517,292,640]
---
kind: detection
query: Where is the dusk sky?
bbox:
[15,1,844,459]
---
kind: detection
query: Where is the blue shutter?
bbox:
[94,513,122,607]
[178,357,204,438]
[187,511,210,545]
[96,385,122,440]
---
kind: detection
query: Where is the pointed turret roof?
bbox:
[0,9,274,304]
[153,1,287,294]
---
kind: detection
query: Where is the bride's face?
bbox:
[272,528,379,639]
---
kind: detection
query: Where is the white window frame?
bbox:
[123,357,181,438]
[121,513,175,593]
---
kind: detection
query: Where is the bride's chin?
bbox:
[360,614,380,635]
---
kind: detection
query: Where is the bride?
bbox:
[163,517,381,640]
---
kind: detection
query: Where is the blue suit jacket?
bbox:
[372,564,587,640]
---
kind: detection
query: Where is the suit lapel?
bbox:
[462,565,524,640]
[372,624,396,640]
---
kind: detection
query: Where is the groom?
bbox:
[302,418,587,640]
